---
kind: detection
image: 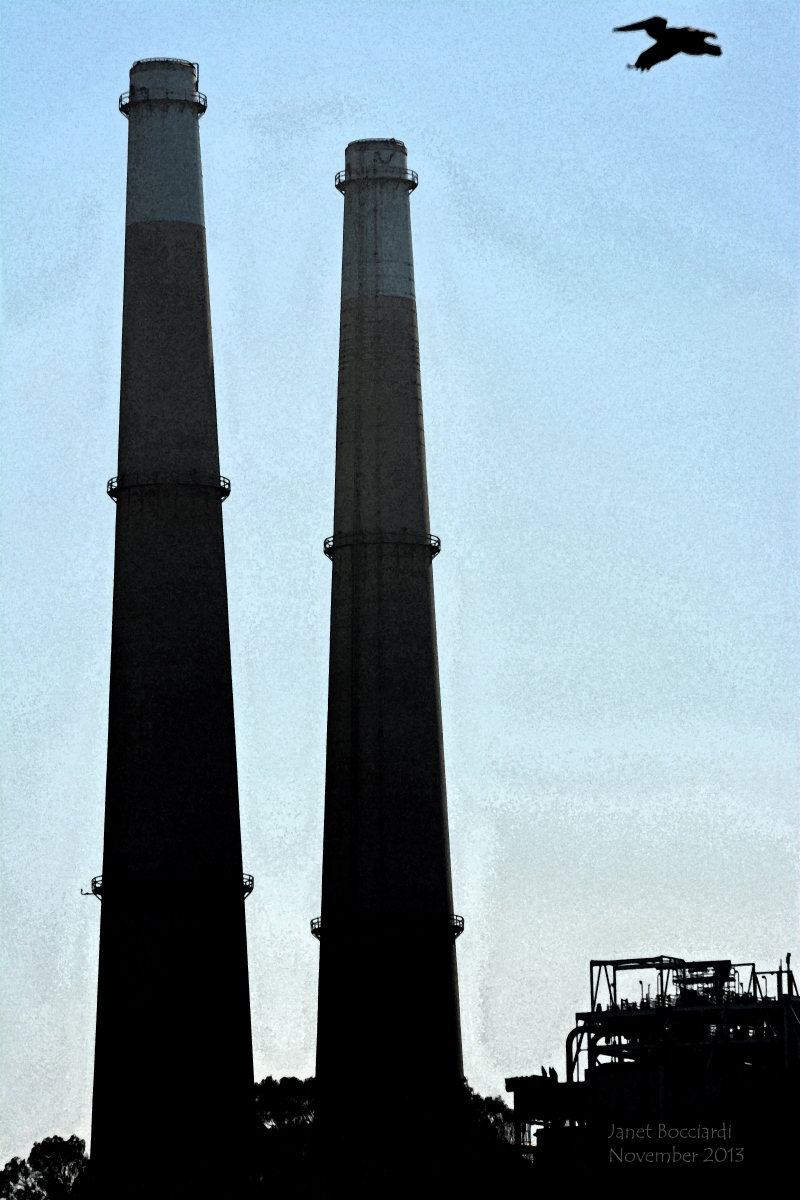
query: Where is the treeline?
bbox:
[0,1136,88,1199]
[1,1078,520,1197]
[252,1075,520,1194]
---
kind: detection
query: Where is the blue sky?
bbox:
[1,0,797,1159]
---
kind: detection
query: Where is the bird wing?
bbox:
[614,16,668,37]
[632,41,681,69]
[673,26,723,55]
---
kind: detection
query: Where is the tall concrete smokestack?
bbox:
[89,59,253,1198]
[315,139,464,1182]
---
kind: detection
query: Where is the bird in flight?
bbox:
[614,17,722,71]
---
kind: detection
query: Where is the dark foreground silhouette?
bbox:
[0,1136,88,1199]
[614,16,722,70]
[1,1079,529,1199]
[252,1075,528,1197]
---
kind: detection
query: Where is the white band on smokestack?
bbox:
[123,59,206,228]
[339,139,416,301]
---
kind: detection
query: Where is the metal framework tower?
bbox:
[315,139,464,1172]
[89,59,253,1198]
[506,954,800,1175]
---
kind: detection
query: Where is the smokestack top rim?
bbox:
[342,138,414,186]
[124,58,203,115]
[131,58,197,74]
[345,137,407,152]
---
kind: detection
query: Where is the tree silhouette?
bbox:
[255,1075,315,1129]
[0,1158,46,1200]
[0,1137,87,1200]
[2,1081,526,1198]
[252,1076,317,1196]
[462,1084,516,1148]
[249,1075,525,1196]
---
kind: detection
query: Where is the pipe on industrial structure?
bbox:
[89,59,253,1199]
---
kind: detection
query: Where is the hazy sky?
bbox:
[1,0,797,1161]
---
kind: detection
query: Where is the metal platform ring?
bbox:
[107,475,231,501]
[310,913,463,939]
[335,168,418,192]
[323,531,440,559]
[119,89,207,118]
[82,872,254,899]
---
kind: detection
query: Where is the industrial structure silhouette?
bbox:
[88,71,464,1195]
[89,59,253,1199]
[507,953,799,1174]
[314,139,464,1186]
[73,55,795,1197]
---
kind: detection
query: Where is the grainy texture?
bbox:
[118,221,220,482]
[316,142,463,1179]
[90,60,253,1199]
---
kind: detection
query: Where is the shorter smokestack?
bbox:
[315,138,464,1188]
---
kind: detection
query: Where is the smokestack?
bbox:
[89,59,253,1197]
[315,139,464,1182]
